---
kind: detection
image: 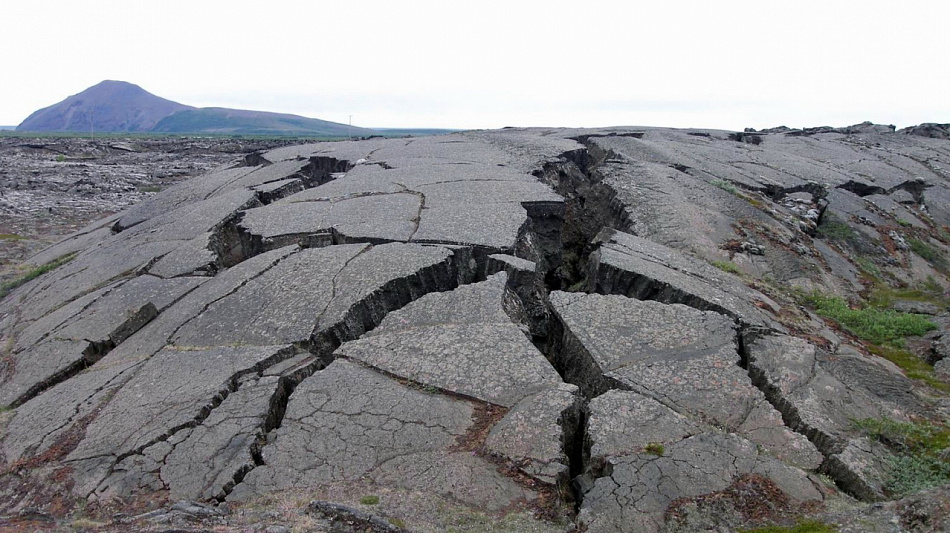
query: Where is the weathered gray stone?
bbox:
[66,344,297,496]
[745,333,924,499]
[549,291,820,469]
[588,228,782,329]
[1,275,204,407]
[577,433,822,533]
[485,382,581,486]
[337,273,562,407]
[586,390,703,462]
[230,359,536,511]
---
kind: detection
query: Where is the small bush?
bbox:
[644,442,665,456]
[359,495,380,505]
[712,260,741,274]
[802,292,936,344]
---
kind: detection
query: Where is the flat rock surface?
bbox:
[337,273,562,407]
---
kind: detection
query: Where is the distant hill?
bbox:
[17,80,194,132]
[151,107,375,137]
[16,81,379,137]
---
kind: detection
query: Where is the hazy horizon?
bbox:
[4,1,948,131]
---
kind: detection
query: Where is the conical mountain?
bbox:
[17,80,193,132]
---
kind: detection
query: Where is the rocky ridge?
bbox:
[0,124,949,532]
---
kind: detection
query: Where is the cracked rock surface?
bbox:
[1,125,949,532]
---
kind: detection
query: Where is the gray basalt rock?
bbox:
[587,228,783,329]
[1,126,948,531]
[228,359,534,511]
[744,333,925,500]
[549,291,820,469]
[336,273,562,407]
[577,433,823,533]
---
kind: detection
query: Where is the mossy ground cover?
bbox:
[801,292,936,344]
[853,417,950,496]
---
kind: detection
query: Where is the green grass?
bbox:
[0,234,27,241]
[739,519,838,533]
[359,495,380,505]
[0,253,76,300]
[816,216,857,243]
[868,345,950,393]
[710,179,738,194]
[801,292,937,344]
[711,260,741,274]
[908,238,947,270]
[866,280,948,310]
[852,417,950,496]
[644,442,665,456]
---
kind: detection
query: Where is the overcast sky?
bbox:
[3,1,948,131]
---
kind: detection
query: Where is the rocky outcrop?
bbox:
[1,125,949,532]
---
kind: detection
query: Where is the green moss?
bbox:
[711,260,741,274]
[739,519,838,533]
[0,253,76,300]
[802,292,937,344]
[0,234,26,241]
[359,495,380,505]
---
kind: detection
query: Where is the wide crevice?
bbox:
[203,156,356,271]
[533,143,633,292]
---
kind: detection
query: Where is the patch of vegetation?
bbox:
[359,495,380,505]
[712,260,741,274]
[0,233,26,241]
[853,417,950,496]
[801,292,937,344]
[739,520,838,533]
[816,216,857,243]
[866,279,948,310]
[867,344,950,393]
[711,179,738,194]
[908,238,946,269]
[854,257,881,279]
[644,442,665,456]
[136,184,162,193]
[388,517,407,528]
[0,253,76,300]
